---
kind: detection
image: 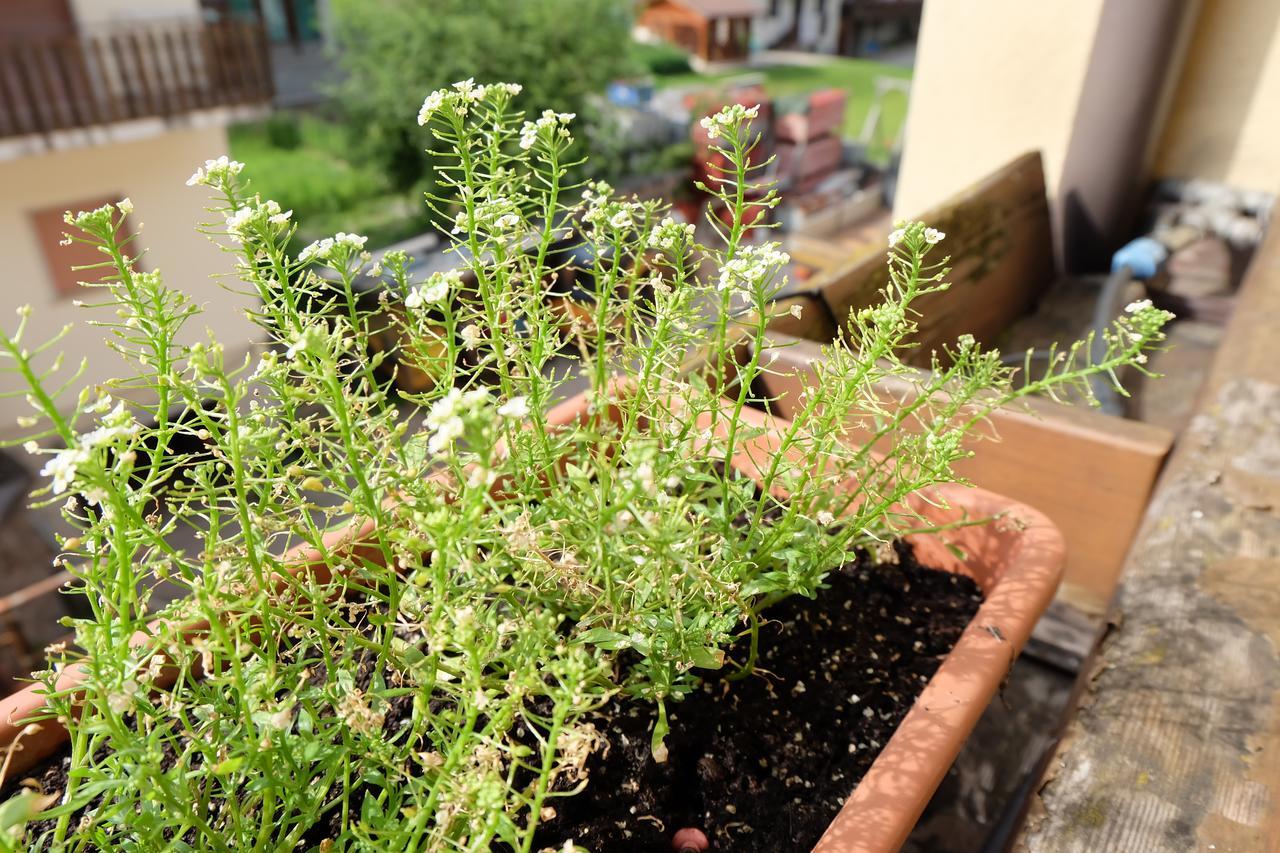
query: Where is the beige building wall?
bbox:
[1153,0,1280,190]
[0,126,257,434]
[69,0,201,26]
[892,0,1107,222]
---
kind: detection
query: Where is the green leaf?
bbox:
[212,756,243,775]
[576,628,632,650]
[0,790,59,836]
[687,646,725,670]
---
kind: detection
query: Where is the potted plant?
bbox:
[0,85,1169,850]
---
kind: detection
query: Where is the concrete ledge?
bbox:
[1018,225,1280,851]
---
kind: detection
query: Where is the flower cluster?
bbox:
[580,182,644,233]
[298,232,369,264]
[453,196,523,237]
[186,155,245,189]
[888,222,946,248]
[404,269,462,310]
[63,203,117,234]
[519,109,575,150]
[716,242,790,295]
[418,79,523,125]
[425,387,492,453]
[225,199,293,242]
[699,103,759,140]
[648,217,696,253]
[32,396,139,497]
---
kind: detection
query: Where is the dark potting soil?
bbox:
[533,542,984,851]
[4,544,982,851]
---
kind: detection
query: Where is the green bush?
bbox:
[264,111,303,150]
[631,39,692,76]
[329,0,635,193]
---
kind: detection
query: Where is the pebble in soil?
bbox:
[534,542,984,851]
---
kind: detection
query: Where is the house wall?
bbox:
[896,0,1280,271]
[893,0,1107,224]
[1153,0,1280,189]
[69,0,201,26]
[0,125,257,434]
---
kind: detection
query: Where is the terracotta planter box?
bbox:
[0,390,1064,852]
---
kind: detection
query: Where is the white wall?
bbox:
[893,0,1107,221]
[0,126,258,434]
[69,0,201,26]
[1154,0,1280,190]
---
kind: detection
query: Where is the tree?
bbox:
[330,0,636,193]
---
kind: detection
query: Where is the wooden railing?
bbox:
[0,20,273,140]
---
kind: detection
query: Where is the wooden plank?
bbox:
[1017,220,1280,852]
[810,151,1055,366]
[752,333,1173,611]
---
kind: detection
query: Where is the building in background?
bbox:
[637,0,765,67]
[0,0,271,434]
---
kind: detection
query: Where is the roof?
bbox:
[673,0,767,19]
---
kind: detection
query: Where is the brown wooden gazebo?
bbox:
[638,0,764,64]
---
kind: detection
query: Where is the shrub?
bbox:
[0,89,1169,849]
[264,111,303,151]
[631,39,693,76]
[329,0,635,193]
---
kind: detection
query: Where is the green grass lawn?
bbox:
[228,114,430,251]
[655,56,912,155]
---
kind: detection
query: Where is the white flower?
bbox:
[298,237,333,263]
[519,122,539,150]
[790,303,804,319]
[266,202,292,225]
[497,396,529,419]
[106,678,140,715]
[225,206,255,240]
[426,389,467,453]
[1125,299,1153,314]
[418,89,447,125]
[117,197,134,215]
[717,242,790,293]
[609,209,632,230]
[453,77,479,101]
[80,402,140,449]
[41,446,89,495]
[700,103,760,140]
[298,232,366,264]
[648,217,695,251]
[460,324,482,350]
[520,109,575,150]
[817,511,835,526]
[22,441,38,454]
[923,228,945,245]
[186,155,244,188]
[888,228,906,247]
[334,232,368,251]
[405,270,458,309]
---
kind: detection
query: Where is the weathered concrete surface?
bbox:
[1019,227,1280,852]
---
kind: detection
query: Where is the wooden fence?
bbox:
[0,19,273,139]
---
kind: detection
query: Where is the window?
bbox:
[29,196,134,300]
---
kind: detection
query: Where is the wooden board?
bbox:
[751,333,1173,612]
[809,151,1055,365]
[1016,221,1280,852]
